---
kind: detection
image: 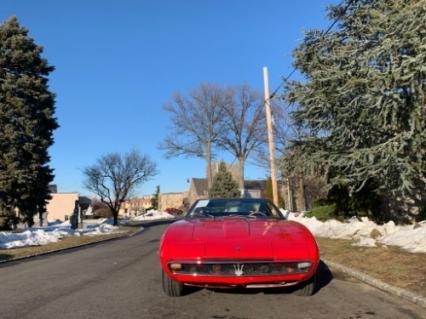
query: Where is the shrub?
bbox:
[370,228,382,239]
[0,216,11,230]
[305,204,339,221]
[312,198,329,207]
[326,182,383,222]
[416,207,426,222]
[92,207,113,218]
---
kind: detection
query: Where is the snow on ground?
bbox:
[0,219,123,250]
[287,212,426,253]
[131,210,175,222]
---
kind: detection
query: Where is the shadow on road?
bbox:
[125,219,177,227]
[182,259,334,296]
[314,260,334,292]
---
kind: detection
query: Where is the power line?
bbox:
[269,68,296,100]
[268,0,352,100]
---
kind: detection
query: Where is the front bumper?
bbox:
[184,281,300,289]
[163,259,317,287]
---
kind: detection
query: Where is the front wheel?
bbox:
[162,270,185,297]
[293,275,316,296]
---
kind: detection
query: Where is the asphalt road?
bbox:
[1,224,425,319]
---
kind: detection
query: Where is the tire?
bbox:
[293,275,316,296]
[162,270,185,297]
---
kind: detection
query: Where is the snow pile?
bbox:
[84,223,120,236]
[288,213,426,253]
[0,219,123,249]
[131,210,175,221]
[0,229,67,249]
[379,223,426,253]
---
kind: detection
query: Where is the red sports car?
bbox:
[159,198,319,297]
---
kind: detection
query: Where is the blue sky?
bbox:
[1,0,337,196]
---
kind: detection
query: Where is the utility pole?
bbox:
[286,177,292,211]
[263,67,279,206]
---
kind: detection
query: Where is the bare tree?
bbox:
[218,84,266,190]
[83,150,157,225]
[160,83,225,189]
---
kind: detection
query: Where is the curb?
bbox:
[128,226,145,237]
[323,258,426,309]
[0,226,145,266]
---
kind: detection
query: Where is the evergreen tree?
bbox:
[0,17,58,228]
[209,162,240,198]
[151,185,160,210]
[284,1,426,220]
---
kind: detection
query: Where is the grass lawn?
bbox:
[0,226,140,262]
[317,237,426,297]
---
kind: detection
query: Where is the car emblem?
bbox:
[235,246,241,252]
[233,264,244,276]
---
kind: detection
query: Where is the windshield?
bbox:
[186,199,283,219]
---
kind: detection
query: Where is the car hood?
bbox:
[162,218,316,260]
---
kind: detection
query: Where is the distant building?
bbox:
[120,196,152,217]
[158,192,187,211]
[187,178,209,204]
[46,192,79,221]
[187,178,269,205]
[43,186,94,222]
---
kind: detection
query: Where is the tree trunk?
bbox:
[286,177,292,211]
[299,174,307,212]
[38,210,44,227]
[206,141,213,190]
[238,156,245,193]
[112,209,118,226]
[27,213,34,228]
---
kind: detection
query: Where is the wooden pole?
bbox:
[263,67,279,206]
[286,177,292,211]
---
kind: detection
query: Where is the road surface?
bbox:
[1,224,425,319]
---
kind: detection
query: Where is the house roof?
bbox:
[191,178,209,196]
[244,180,267,190]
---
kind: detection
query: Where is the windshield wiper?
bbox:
[191,212,215,219]
[222,214,248,219]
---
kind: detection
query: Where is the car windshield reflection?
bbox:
[186,199,283,219]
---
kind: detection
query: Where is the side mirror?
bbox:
[280,208,290,219]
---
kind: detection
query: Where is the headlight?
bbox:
[297,261,312,272]
[169,263,182,271]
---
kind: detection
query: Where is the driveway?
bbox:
[0,224,425,319]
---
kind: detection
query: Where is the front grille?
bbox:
[168,261,310,277]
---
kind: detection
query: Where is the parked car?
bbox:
[159,198,319,296]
